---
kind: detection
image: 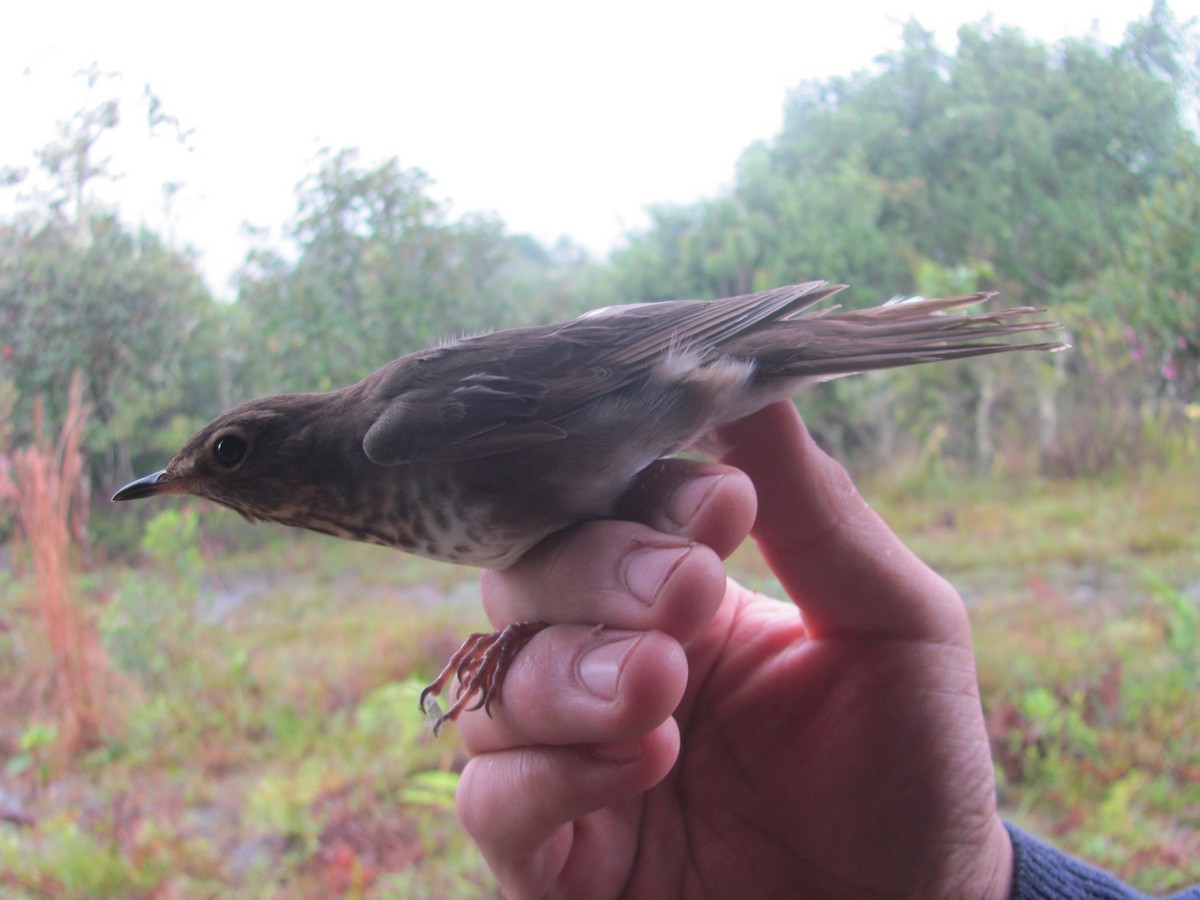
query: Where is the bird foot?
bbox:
[420,621,547,735]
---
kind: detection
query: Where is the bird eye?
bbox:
[212,435,247,468]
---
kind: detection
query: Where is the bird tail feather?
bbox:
[732,293,1068,379]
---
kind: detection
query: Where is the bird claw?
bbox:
[420,621,547,734]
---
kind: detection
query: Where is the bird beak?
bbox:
[112,469,182,501]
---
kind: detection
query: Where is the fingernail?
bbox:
[578,636,639,701]
[667,474,724,527]
[624,546,689,605]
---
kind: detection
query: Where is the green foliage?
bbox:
[140,507,203,581]
[1090,143,1200,397]
[0,213,213,484]
[770,17,1189,295]
[1015,685,1101,783]
[245,757,341,854]
[42,529,483,882]
[401,769,461,812]
[233,148,527,397]
[355,680,429,754]
[2,464,1198,894]
[0,70,217,497]
[609,9,1200,307]
[0,539,495,893]
[4,723,58,783]
[0,813,169,897]
[1042,139,1200,473]
[99,508,207,692]
[1141,566,1200,680]
[951,463,1200,891]
[99,571,189,693]
[498,233,598,323]
[597,8,1199,472]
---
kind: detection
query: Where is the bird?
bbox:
[113,281,1066,730]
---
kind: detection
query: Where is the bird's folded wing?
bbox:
[362,282,844,465]
[363,374,568,464]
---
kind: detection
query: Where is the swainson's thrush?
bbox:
[113,281,1065,728]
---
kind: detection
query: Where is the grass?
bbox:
[971,577,1200,890]
[864,461,1200,892]
[869,462,1200,573]
[1,456,1198,895]
[1,504,494,896]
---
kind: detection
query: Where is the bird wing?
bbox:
[363,371,569,464]
[362,281,844,465]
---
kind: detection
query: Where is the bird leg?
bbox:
[420,621,548,734]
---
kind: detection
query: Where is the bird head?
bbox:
[113,394,336,524]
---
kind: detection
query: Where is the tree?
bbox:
[28,65,122,230]
[596,7,1198,471]
[0,213,213,487]
[1084,143,1200,406]
[753,15,1191,298]
[0,72,218,491]
[235,149,523,397]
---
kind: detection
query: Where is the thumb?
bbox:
[716,401,967,644]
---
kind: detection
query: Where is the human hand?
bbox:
[456,401,1013,899]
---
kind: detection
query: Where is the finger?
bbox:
[614,459,757,559]
[716,401,966,643]
[482,523,728,643]
[480,460,750,638]
[457,718,680,899]
[458,626,687,753]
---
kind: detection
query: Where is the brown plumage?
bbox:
[113,281,1066,728]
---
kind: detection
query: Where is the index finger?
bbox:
[716,401,968,645]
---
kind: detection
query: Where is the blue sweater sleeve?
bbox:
[1006,822,1200,899]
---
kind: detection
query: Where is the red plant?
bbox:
[0,371,104,761]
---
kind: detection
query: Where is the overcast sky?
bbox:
[2,0,1191,298]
